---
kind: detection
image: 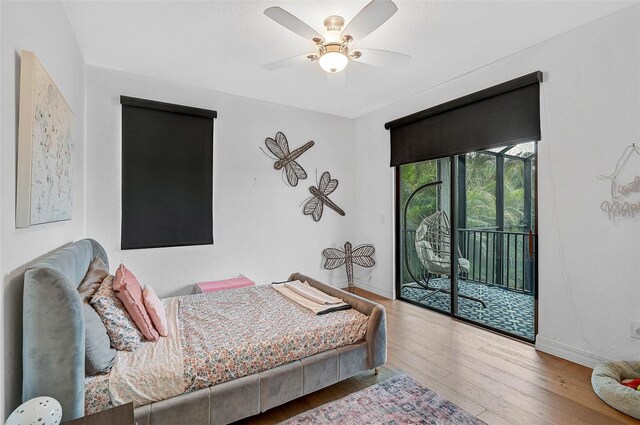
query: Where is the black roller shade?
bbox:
[386,72,542,166]
[120,96,216,250]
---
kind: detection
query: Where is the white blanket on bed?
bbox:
[109,298,185,407]
[283,280,343,305]
[272,283,349,315]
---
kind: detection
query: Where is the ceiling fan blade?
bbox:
[342,0,398,41]
[264,7,323,41]
[353,49,411,68]
[327,71,346,90]
[263,54,313,71]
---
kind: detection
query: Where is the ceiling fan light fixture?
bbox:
[263,1,411,74]
[319,51,348,73]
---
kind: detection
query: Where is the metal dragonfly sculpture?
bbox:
[322,242,375,293]
[263,131,314,187]
[303,171,345,221]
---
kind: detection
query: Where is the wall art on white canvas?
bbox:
[16,50,73,227]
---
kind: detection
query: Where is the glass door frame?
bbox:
[394,145,539,343]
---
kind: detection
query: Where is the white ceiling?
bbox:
[65,1,632,118]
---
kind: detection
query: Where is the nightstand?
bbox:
[62,403,134,425]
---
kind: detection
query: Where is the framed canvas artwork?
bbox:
[16,50,73,228]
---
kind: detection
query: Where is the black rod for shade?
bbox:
[120,95,217,119]
[386,71,543,167]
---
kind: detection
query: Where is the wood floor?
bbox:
[239,288,639,425]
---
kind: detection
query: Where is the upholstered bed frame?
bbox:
[23,239,387,424]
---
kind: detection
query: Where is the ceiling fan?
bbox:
[263,0,411,75]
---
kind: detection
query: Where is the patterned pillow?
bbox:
[91,275,144,351]
[76,257,115,374]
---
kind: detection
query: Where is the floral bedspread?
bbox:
[85,285,368,413]
[85,373,112,414]
[179,285,369,392]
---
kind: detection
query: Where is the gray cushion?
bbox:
[210,374,260,425]
[134,405,151,425]
[259,361,303,412]
[592,361,640,419]
[79,256,114,375]
[301,349,338,394]
[78,256,109,302]
[151,387,210,425]
[84,303,116,375]
[338,342,368,380]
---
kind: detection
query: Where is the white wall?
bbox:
[0,1,86,418]
[353,5,640,366]
[85,66,357,298]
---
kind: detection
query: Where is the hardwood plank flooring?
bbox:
[238,288,639,425]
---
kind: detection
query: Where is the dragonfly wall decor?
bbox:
[323,242,375,293]
[303,171,345,221]
[263,131,314,187]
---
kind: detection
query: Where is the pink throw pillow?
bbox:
[113,264,159,342]
[143,285,169,337]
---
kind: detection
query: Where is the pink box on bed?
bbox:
[194,276,255,293]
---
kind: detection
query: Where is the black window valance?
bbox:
[385,71,542,166]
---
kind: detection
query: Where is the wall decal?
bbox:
[303,171,345,221]
[263,132,314,187]
[322,242,375,293]
[598,144,640,221]
[16,50,73,228]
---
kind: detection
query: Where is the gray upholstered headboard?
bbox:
[22,239,108,421]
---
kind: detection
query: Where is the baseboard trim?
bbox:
[535,336,610,368]
[353,281,393,299]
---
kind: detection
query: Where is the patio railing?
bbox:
[459,228,535,294]
[403,228,535,295]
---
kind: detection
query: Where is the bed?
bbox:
[22,239,387,424]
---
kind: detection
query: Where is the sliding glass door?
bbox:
[398,158,451,314]
[396,142,537,342]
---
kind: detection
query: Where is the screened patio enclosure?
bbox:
[398,141,537,341]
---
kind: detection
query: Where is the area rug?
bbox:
[279,374,487,425]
